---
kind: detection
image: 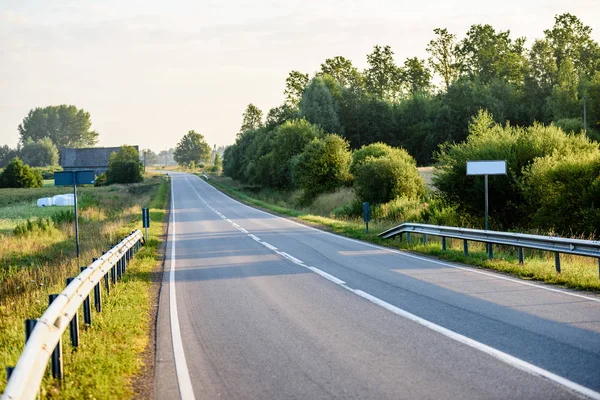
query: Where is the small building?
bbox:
[60,146,139,175]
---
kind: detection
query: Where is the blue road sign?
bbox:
[54,171,95,186]
[142,208,150,228]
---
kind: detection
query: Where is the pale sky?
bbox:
[1,0,599,153]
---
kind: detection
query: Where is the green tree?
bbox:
[319,56,362,87]
[0,145,19,168]
[299,77,342,134]
[402,57,432,94]
[19,137,59,167]
[284,71,310,108]
[426,28,463,91]
[141,149,159,166]
[352,143,425,204]
[18,105,99,148]
[107,146,144,184]
[292,134,352,201]
[174,130,212,166]
[265,104,297,129]
[240,104,263,134]
[364,45,403,101]
[270,119,322,188]
[458,24,527,85]
[0,157,42,188]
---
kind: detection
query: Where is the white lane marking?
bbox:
[345,288,600,400]
[239,228,249,234]
[169,178,196,400]
[279,252,305,265]
[192,176,600,304]
[262,242,278,251]
[307,266,346,285]
[249,234,261,242]
[185,174,600,399]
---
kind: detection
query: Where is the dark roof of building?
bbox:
[60,146,139,169]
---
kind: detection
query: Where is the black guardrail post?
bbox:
[423,234,428,245]
[441,237,447,251]
[518,247,524,265]
[66,278,80,348]
[117,257,123,281]
[555,252,561,273]
[487,243,494,259]
[463,240,469,256]
[598,258,600,279]
[48,294,63,380]
[111,262,117,284]
[6,366,14,380]
[406,232,411,245]
[25,319,37,343]
[94,281,102,313]
[80,268,92,326]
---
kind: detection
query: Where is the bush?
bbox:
[0,157,43,188]
[292,134,352,202]
[352,143,425,204]
[433,110,598,230]
[107,146,144,184]
[522,151,600,237]
[94,172,108,187]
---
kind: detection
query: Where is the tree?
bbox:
[174,131,211,166]
[158,148,175,166]
[426,28,463,91]
[292,134,352,201]
[402,57,432,94]
[19,137,59,167]
[240,104,263,134]
[265,104,297,129]
[544,13,600,79]
[18,105,99,148]
[0,157,42,188]
[107,146,144,184]
[457,24,527,85]
[364,45,403,101]
[0,145,19,168]
[284,71,310,108]
[141,149,159,166]
[319,56,362,87]
[299,77,342,134]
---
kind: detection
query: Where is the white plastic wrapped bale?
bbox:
[37,197,53,207]
[53,194,75,206]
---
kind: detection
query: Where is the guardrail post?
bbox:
[66,278,80,348]
[122,253,127,274]
[598,258,600,279]
[6,366,14,380]
[48,294,63,381]
[117,258,123,281]
[423,234,428,245]
[487,243,493,259]
[555,252,561,273]
[94,281,102,313]
[518,247,524,265]
[406,232,411,245]
[111,263,117,284]
[463,240,468,256]
[80,268,92,325]
[25,319,37,343]
[441,237,446,251]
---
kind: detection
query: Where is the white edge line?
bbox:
[262,242,278,251]
[307,266,346,285]
[192,175,600,304]
[169,178,196,400]
[249,234,261,242]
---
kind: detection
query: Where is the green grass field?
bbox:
[0,176,169,398]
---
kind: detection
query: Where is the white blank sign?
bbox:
[466,160,507,175]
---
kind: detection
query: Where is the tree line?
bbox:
[227,13,599,167]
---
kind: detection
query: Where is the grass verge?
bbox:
[202,174,600,293]
[0,177,170,398]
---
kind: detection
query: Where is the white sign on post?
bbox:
[466,160,507,175]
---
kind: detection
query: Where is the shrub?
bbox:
[292,134,352,202]
[433,109,598,229]
[107,146,144,184]
[0,157,43,188]
[94,172,108,187]
[371,196,426,222]
[352,143,425,204]
[522,151,600,237]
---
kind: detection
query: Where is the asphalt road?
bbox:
[154,172,600,400]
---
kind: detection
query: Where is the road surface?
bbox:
[155,172,600,399]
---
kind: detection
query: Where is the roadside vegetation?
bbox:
[0,174,169,398]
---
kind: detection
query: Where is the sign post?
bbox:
[362,202,371,233]
[54,170,95,258]
[142,208,150,241]
[466,161,507,257]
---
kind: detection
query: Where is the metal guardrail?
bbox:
[378,223,600,276]
[1,230,144,400]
